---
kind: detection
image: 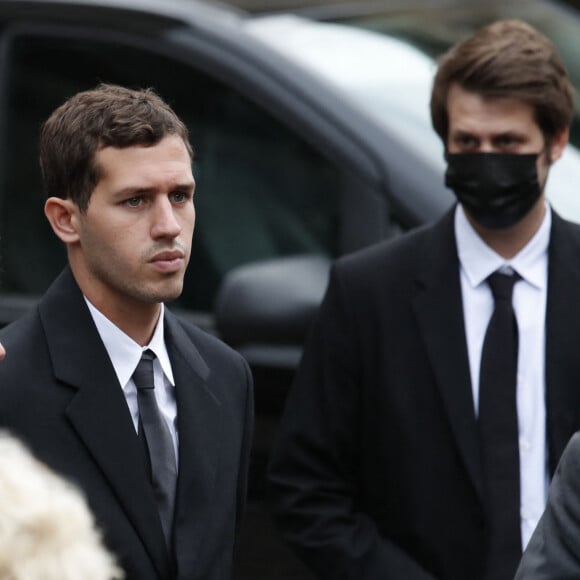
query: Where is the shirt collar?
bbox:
[454,203,550,290]
[84,299,175,390]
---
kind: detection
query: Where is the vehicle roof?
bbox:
[0,0,247,32]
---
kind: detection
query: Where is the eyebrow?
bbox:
[451,128,525,138]
[113,182,196,199]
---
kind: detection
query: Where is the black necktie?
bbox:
[133,349,177,547]
[479,271,522,580]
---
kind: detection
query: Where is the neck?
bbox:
[467,198,546,259]
[69,256,162,346]
[95,301,161,346]
[78,286,161,346]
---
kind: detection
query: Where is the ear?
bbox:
[548,127,570,163]
[44,197,81,244]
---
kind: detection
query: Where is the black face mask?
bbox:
[445,152,542,229]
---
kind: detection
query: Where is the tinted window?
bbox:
[0,32,341,311]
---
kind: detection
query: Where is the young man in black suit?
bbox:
[0,84,253,580]
[268,20,579,580]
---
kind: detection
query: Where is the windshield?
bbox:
[246,0,580,222]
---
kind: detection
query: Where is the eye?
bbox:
[495,134,519,149]
[170,191,189,204]
[451,133,479,151]
[124,196,143,208]
[459,136,477,147]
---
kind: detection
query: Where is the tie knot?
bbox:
[133,349,156,391]
[487,271,519,301]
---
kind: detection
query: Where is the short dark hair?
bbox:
[430,19,575,145]
[40,83,193,212]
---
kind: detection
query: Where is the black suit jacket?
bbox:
[0,267,254,580]
[268,208,580,580]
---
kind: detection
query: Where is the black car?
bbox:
[0,0,579,578]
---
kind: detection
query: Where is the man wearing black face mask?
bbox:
[445,152,543,229]
[268,19,580,580]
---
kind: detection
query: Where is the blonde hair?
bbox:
[0,432,124,580]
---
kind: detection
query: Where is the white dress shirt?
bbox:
[455,204,550,549]
[85,299,179,461]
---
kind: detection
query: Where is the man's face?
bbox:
[72,134,195,310]
[446,83,563,189]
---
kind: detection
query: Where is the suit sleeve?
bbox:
[235,356,255,537]
[267,265,435,580]
[515,432,580,579]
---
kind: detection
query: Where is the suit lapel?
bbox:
[164,311,223,574]
[545,212,580,475]
[412,210,484,502]
[38,268,172,579]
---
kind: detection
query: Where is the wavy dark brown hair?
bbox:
[40,83,193,212]
[430,19,574,146]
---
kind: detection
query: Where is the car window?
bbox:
[248,3,580,223]
[0,31,342,311]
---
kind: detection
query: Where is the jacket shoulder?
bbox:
[167,312,249,371]
[0,309,45,365]
[333,212,453,290]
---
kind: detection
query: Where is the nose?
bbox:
[477,142,495,154]
[151,198,181,240]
